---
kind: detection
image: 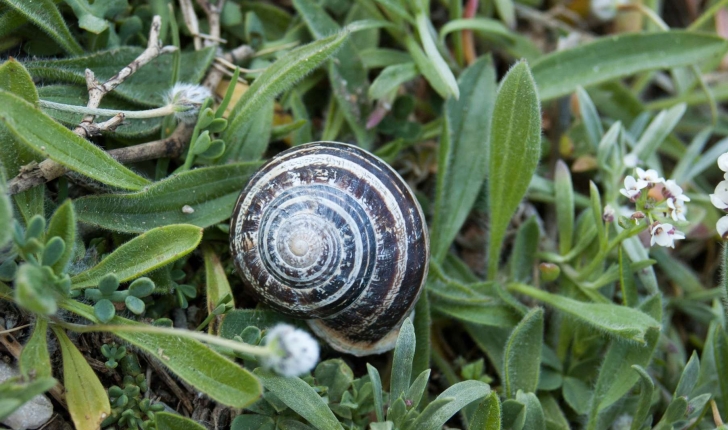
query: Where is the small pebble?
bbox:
[0,362,53,430]
[182,205,194,214]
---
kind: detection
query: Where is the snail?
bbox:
[230,142,429,356]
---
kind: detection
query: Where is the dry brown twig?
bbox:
[7,3,254,196]
[7,15,177,195]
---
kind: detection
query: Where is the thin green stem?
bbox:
[39,100,180,119]
[54,320,274,358]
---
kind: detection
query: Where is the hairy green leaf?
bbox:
[0,0,83,55]
[431,55,496,262]
[25,47,215,107]
[487,61,541,278]
[391,318,416,400]
[414,380,491,430]
[52,327,110,430]
[504,308,544,397]
[511,284,660,343]
[19,318,51,379]
[75,163,261,232]
[61,299,262,408]
[224,32,348,151]
[156,412,207,430]
[532,31,728,100]
[254,368,343,430]
[46,199,76,274]
[71,224,203,288]
[0,89,149,191]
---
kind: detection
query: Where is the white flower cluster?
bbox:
[710,153,728,239]
[261,324,320,377]
[619,167,689,248]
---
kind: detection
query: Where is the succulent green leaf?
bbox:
[254,368,343,430]
[41,236,65,267]
[0,0,83,55]
[15,264,57,315]
[71,224,203,288]
[45,199,76,274]
[532,31,728,100]
[487,61,541,278]
[129,277,155,298]
[503,308,544,398]
[124,295,145,315]
[52,327,110,430]
[94,299,115,323]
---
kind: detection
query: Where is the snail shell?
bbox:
[230,142,429,356]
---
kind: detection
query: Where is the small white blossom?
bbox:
[635,168,664,188]
[262,324,319,377]
[591,0,628,21]
[603,204,615,223]
[650,223,685,248]
[165,83,211,123]
[718,152,728,179]
[623,153,639,168]
[710,180,728,211]
[619,176,642,199]
[717,216,728,239]
[662,179,690,202]
[666,198,687,222]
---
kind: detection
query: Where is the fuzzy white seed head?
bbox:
[166,83,211,123]
[262,324,320,377]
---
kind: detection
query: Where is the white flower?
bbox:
[635,168,664,188]
[666,198,687,222]
[261,324,319,377]
[603,204,615,223]
[623,153,639,168]
[717,216,728,239]
[662,179,690,202]
[620,176,642,199]
[718,152,728,178]
[165,83,211,123]
[710,180,728,211]
[650,223,685,248]
[591,0,628,21]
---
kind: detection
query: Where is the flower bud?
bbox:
[539,263,561,282]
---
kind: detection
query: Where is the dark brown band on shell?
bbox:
[230,142,429,355]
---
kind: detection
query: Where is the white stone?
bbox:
[0,361,54,430]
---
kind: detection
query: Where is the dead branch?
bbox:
[76,16,177,138]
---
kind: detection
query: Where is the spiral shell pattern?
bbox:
[230,142,429,355]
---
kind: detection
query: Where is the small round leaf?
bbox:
[42,236,66,267]
[125,295,145,315]
[129,277,154,298]
[94,299,116,323]
[99,273,120,295]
